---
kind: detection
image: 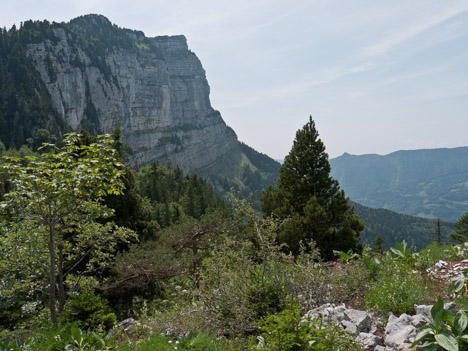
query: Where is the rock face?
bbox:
[25,15,238,173]
[305,302,458,350]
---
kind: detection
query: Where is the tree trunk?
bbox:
[57,241,65,313]
[192,245,200,290]
[48,221,58,326]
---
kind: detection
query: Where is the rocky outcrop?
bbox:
[25,15,238,173]
[305,302,457,350]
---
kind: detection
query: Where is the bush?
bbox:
[365,271,428,315]
[255,301,361,351]
[120,332,228,351]
[28,324,93,351]
[415,242,460,272]
[60,290,117,330]
[25,323,121,350]
[197,230,292,334]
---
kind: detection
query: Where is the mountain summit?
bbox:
[0,14,279,197]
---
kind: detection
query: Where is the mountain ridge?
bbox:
[330,146,468,223]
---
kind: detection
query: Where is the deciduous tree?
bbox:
[0,133,136,325]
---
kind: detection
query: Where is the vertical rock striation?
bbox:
[26,15,238,173]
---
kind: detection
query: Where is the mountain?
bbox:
[351,202,453,250]
[0,15,279,196]
[330,148,468,223]
[0,15,456,247]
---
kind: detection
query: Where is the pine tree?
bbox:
[372,234,385,254]
[433,218,442,245]
[260,116,363,259]
[451,212,468,243]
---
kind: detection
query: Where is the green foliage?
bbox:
[261,116,363,259]
[255,301,361,351]
[27,324,119,351]
[390,240,415,262]
[105,213,235,310]
[60,290,117,330]
[452,212,468,243]
[0,334,23,351]
[104,167,159,241]
[333,249,359,264]
[365,269,428,315]
[0,132,137,325]
[137,162,228,229]
[120,332,228,351]
[372,234,385,254]
[453,269,468,297]
[411,297,468,351]
[198,232,289,333]
[0,22,66,149]
[415,243,461,272]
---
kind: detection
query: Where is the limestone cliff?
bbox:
[25,15,239,174]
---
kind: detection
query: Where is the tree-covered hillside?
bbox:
[352,201,454,250]
[0,22,67,149]
[330,148,468,223]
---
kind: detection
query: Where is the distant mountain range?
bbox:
[330,148,468,223]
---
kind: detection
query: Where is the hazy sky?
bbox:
[1,0,467,159]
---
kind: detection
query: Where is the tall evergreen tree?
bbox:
[260,116,363,259]
[372,234,385,254]
[433,218,442,245]
[451,211,468,243]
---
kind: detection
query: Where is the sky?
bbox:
[1,0,467,159]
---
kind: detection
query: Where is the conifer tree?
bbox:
[261,116,363,259]
[451,212,468,243]
[433,218,442,245]
[372,234,385,254]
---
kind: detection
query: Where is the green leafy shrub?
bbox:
[28,324,89,351]
[411,297,468,351]
[255,301,361,351]
[365,272,428,315]
[198,236,290,333]
[0,334,24,351]
[60,291,117,330]
[390,240,414,263]
[415,243,460,272]
[453,269,468,297]
[120,332,228,351]
[333,249,359,264]
[27,324,119,351]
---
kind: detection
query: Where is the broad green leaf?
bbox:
[431,298,444,322]
[390,247,403,257]
[454,279,465,293]
[454,311,468,333]
[91,332,105,345]
[434,333,458,351]
[419,341,440,351]
[411,327,435,346]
